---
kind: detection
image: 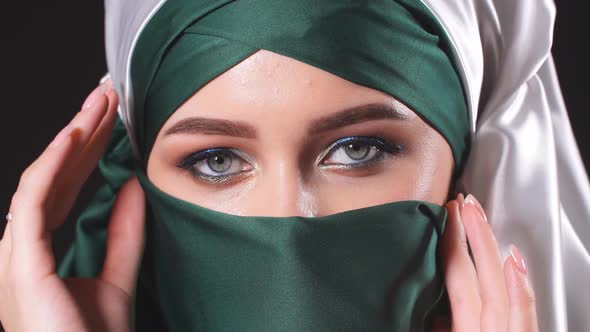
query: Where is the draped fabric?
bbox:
[129,0,468,171]
[62,1,466,330]
[422,2,590,330]
[137,170,449,331]
[59,118,451,331]
[59,0,590,331]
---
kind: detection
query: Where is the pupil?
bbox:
[207,153,232,173]
[345,143,370,160]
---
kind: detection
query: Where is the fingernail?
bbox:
[50,125,72,147]
[510,244,527,275]
[82,85,105,109]
[456,192,465,210]
[465,194,487,223]
[100,78,113,94]
[99,73,111,85]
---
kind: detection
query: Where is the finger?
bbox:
[9,87,110,276]
[77,84,119,172]
[1,193,20,257]
[62,86,110,162]
[35,88,111,227]
[1,218,11,244]
[0,220,12,264]
[55,86,119,214]
[100,178,146,297]
[15,86,109,204]
[461,194,508,332]
[8,128,76,277]
[441,196,481,331]
[505,245,538,332]
[78,81,115,160]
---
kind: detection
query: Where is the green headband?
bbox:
[131,0,470,174]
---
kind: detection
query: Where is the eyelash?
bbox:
[318,136,404,169]
[176,148,252,184]
[176,136,405,183]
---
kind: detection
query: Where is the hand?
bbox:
[434,194,538,331]
[0,81,146,332]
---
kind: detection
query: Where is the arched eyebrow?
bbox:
[163,103,410,138]
[308,103,411,135]
[164,117,257,138]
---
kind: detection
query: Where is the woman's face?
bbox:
[147,50,454,217]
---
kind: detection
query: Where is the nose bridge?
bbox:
[247,158,312,217]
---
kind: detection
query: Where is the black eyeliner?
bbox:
[176,148,230,170]
[177,148,254,183]
[317,136,405,165]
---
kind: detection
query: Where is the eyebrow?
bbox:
[164,117,257,138]
[163,103,410,138]
[308,103,411,134]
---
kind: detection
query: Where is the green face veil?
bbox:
[60,0,470,331]
[137,172,447,331]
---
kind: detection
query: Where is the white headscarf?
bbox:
[104,0,590,330]
[423,2,590,331]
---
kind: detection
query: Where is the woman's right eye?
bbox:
[177,148,254,182]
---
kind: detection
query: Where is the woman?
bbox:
[1,0,588,331]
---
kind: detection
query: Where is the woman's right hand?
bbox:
[0,81,146,332]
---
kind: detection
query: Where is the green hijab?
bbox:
[60,1,469,330]
[133,0,469,170]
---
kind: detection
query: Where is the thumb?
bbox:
[99,177,146,297]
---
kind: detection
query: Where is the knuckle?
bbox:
[522,290,537,309]
[447,291,469,311]
[482,303,506,322]
[14,178,41,210]
[10,190,20,207]
[0,260,6,286]
[457,238,470,252]
[18,164,40,188]
[516,281,537,309]
[3,266,18,287]
[18,167,33,186]
[481,295,508,317]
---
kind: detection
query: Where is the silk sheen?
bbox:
[133,171,448,331]
[60,0,590,331]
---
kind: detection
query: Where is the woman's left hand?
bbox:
[434,194,539,332]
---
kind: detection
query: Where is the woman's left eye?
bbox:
[320,136,404,167]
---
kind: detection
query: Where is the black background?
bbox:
[1,1,589,266]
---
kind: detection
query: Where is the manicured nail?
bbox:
[99,74,111,85]
[100,78,113,94]
[82,86,105,109]
[509,244,527,275]
[51,125,72,147]
[465,194,487,223]
[456,193,465,210]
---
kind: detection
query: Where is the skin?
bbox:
[147,50,454,216]
[0,53,538,331]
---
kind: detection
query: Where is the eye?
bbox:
[320,136,404,167]
[177,148,254,182]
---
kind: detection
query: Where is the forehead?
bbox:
[167,50,418,124]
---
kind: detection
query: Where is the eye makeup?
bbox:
[176,148,255,184]
[176,136,405,185]
[317,136,405,169]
